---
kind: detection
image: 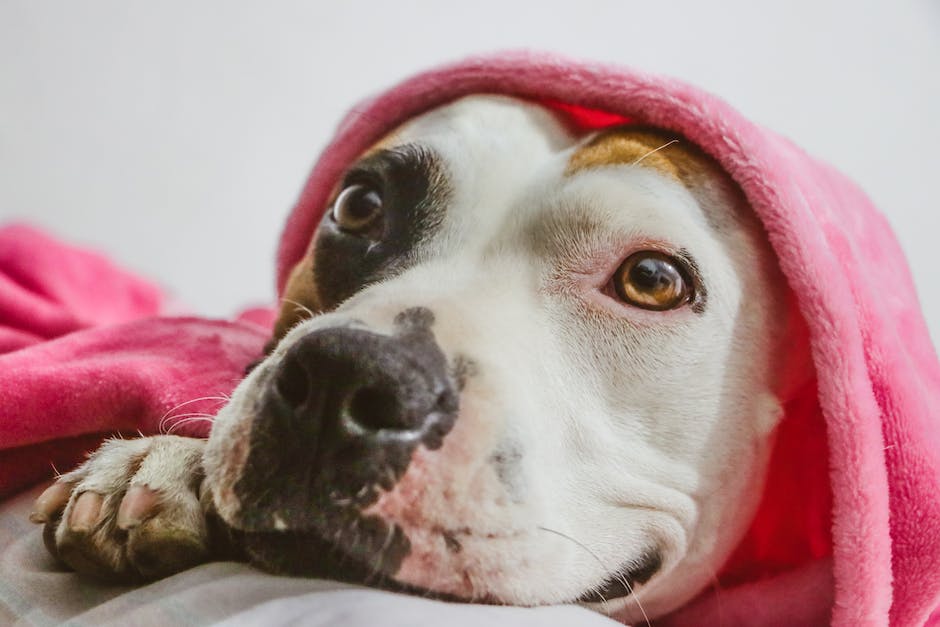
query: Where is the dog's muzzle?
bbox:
[227,314,459,536]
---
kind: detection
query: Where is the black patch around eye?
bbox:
[313,145,450,310]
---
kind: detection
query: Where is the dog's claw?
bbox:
[30,481,72,523]
[68,491,104,532]
[117,485,160,529]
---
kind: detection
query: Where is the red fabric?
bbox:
[720,382,833,585]
[0,225,269,497]
[539,100,632,132]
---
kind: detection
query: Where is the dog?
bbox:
[29,95,808,623]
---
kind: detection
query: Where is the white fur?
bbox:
[207,96,791,622]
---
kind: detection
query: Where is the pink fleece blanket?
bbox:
[2,51,939,626]
[0,225,271,498]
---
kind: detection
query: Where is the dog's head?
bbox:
[203,96,808,621]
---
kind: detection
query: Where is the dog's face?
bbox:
[204,96,802,621]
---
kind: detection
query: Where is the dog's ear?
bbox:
[267,252,321,355]
[243,253,320,376]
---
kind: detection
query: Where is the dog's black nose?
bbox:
[230,310,461,531]
[270,325,457,445]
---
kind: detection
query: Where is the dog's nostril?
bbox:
[434,390,457,414]
[274,356,311,409]
[345,386,399,432]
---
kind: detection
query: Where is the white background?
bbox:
[1,1,938,342]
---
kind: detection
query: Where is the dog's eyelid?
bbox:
[674,248,707,313]
[341,168,384,191]
[345,144,436,178]
[386,143,435,162]
[337,145,442,206]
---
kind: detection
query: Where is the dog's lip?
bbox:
[242,531,501,605]
[232,518,505,603]
[575,548,663,604]
[215,490,380,534]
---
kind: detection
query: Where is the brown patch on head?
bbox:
[267,251,320,355]
[566,126,751,236]
[361,129,402,160]
[566,128,682,180]
[565,127,726,191]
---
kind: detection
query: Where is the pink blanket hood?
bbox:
[1,51,937,625]
[275,52,940,625]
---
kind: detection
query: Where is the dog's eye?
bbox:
[613,251,692,311]
[331,183,384,234]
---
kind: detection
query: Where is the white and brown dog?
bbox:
[30,96,807,623]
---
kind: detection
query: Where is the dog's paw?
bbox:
[29,435,209,582]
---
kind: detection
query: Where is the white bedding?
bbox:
[0,485,620,626]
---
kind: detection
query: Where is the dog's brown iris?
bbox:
[332,183,384,234]
[614,251,692,311]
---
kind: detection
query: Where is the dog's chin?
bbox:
[231,526,412,590]
[216,507,662,608]
[214,513,479,604]
[230,526,505,603]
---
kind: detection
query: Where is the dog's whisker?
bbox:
[162,413,216,435]
[538,526,611,612]
[165,415,216,435]
[281,297,316,320]
[612,567,650,627]
[537,525,652,627]
[165,412,216,420]
[159,396,231,418]
[630,138,679,167]
[363,521,396,586]
[158,396,231,430]
[161,413,216,431]
[377,519,396,568]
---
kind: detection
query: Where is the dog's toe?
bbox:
[128,522,208,579]
[31,435,210,582]
[29,481,72,524]
[116,485,160,529]
[68,491,105,531]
